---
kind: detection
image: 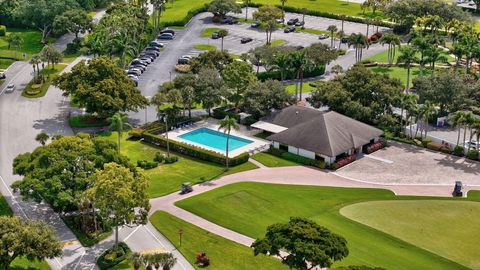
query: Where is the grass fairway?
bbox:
[161,0,211,24]
[368,66,435,87]
[100,132,257,197]
[252,0,375,17]
[176,183,476,270]
[150,211,288,270]
[340,200,480,270]
[252,152,300,167]
[0,28,55,60]
[0,58,14,69]
[0,196,51,269]
[286,83,317,94]
[365,46,455,64]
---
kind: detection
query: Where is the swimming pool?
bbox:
[179,128,253,152]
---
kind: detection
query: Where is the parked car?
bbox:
[240,37,253,44]
[0,71,5,79]
[177,58,190,65]
[453,181,463,197]
[4,83,15,93]
[130,64,146,72]
[180,182,193,194]
[181,55,193,60]
[465,140,479,149]
[295,45,305,50]
[141,52,158,59]
[127,74,139,80]
[145,46,160,52]
[220,16,237,24]
[251,21,261,28]
[127,69,142,76]
[211,32,220,39]
[160,29,175,36]
[276,18,284,24]
[295,21,305,27]
[287,18,299,25]
[318,34,329,40]
[284,26,295,33]
[140,53,155,61]
[139,57,152,64]
[143,50,159,57]
[129,67,144,74]
[150,41,164,48]
[341,37,349,43]
[157,33,174,40]
[131,59,147,65]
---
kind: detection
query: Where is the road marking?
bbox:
[73,250,86,270]
[144,225,166,248]
[364,154,394,164]
[123,225,141,242]
[0,173,29,219]
[0,64,28,96]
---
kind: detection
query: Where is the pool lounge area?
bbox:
[168,118,270,157]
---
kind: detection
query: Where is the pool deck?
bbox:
[168,118,270,157]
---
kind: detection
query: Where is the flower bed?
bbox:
[331,155,356,170]
[364,140,386,154]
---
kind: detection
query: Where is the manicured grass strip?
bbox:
[176,183,475,270]
[285,82,317,94]
[200,28,224,37]
[0,28,56,60]
[69,115,110,128]
[368,66,433,87]
[194,44,217,51]
[150,211,289,270]
[0,58,14,69]
[341,200,480,270]
[22,64,67,98]
[251,0,372,17]
[100,132,257,198]
[252,152,300,167]
[0,195,12,216]
[365,45,455,64]
[270,39,287,46]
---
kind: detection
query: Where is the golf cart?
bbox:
[180,182,193,194]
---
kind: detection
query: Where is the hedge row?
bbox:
[268,147,326,169]
[142,131,249,166]
[257,65,325,81]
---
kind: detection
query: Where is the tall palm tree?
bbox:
[348,33,368,62]
[35,132,49,145]
[425,46,447,74]
[6,33,23,60]
[451,43,465,78]
[327,25,338,48]
[411,35,431,76]
[449,111,467,146]
[420,101,437,138]
[129,253,143,270]
[462,111,475,146]
[243,0,251,21]
[288,50,315,101]
[272,53,291,83]
[337,30,344,50]
[471,118,480,150]
[218,116,240,172]
[379,33,400,65]
[398,94,418,130]
[109,112,132,154]
[280,0,287,25]
[218,29,229,51]
[159,253,177,270]
[397,46,419,92]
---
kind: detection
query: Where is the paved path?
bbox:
[149,165,479,248]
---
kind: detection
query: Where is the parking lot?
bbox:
[336,141,480,186]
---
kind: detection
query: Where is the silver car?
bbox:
[4,83,15,93]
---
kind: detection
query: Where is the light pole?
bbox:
[164,114,170,157]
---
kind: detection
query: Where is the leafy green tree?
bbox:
[14,0,79,43]
[129,252,143,270]
[151,0,167,30]
[189,50,233,73]
[218,116,239,171]
[222,61,257,107]
[29,54,42,78]
[327,25,337,48]
[396,46,418,92]
[87,162,150,245]
[12,133,130,212]
[331,64,343,75]
[218,29,228,51]
[448,110,468,146]
[243,79,292,118]
[109,112,132,154]
[208,0,241,18]
[53,9,93,38]
[0,216,62,270]
[53,57,148,117]
[397,94,418,130]
[252,217,349,270]
[272,53,292,82]
[5,33,23,59]
[35,132,49,145]
[194,68,225,115]
[253,5,283,45]
[425,46,447,74]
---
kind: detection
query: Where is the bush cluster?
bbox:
[453,145,465,156]
[137,160,159,169]
[97,243,131,270]
[143,132,249,166]
[467,149,479,160]
[331,155,356,170]
[257,65,325,81]
[195,252,210,267]
[268,147,326,169]
[212,107,239,120]
[0,25,6,36]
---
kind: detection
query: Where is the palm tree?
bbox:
[337,30,344,50]
[396,46,419,92]
[451,43,465,78]
[5,33,23,60]
[411,35,431,76]
[348,33,368,62]
[129,253,143,270]
[280,0,287,25]
[29,54,42,78]
[425,46,447,74]
[398,94,418,130]
[243,0,251,21]
[218,29,228,51]
[218,116,240,172]
[420,101,436,138]
[159,253,177,270]
[327,25,338,48]
[472,118,480,150]
[288,50,315,101]
[35,132,49,145]
[272,53,291,83]
[448,110,467,146]
[379,33,400,65]
[109,112,132,154]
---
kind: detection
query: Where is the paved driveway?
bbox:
[336,141,480,186]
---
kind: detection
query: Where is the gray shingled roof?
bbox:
[260,106,323,128]
[266,108,383,157]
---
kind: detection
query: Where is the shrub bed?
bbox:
[453,145,465,156]
[467,149,479,161]
[268,147,326,169]
[363,140,386,154]
[142,132,249,166]
[97,242,131,270]
[137,160,159,169]
[331,155,356,170]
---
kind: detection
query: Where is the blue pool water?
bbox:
[179,128,253,152]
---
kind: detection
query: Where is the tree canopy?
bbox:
[53,57,149,117]
[252,217,349,269]
[208,0,241,18]
[243,79,292,118]
[12,133,131,212]
[0,216,62,270]
[53,9,93,38]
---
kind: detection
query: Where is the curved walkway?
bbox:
[149,165,479,248]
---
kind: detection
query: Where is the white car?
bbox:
[4,83,15,93]
[465,140,479,149]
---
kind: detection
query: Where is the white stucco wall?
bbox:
[273,141,280,149]
[288,146,299,155]
[298,148,316,159]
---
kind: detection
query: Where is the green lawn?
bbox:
[270,39,287,46]
[200,28,224,37]
[252,152,300,167]
[100,132,257,197]
[161,0,211,25]
[150,211,289,270]
[251,0,375,17]
[368,66,434,87]
[0,196,51,269]
[0,58,14,69]
[286,82,317,94]
[22,64,67,98]
[69,115,110,128]
[194,44,217,51]
[176,183,478,270]
[0,28,55,60]
[341,200,480,270]
[366,45,455,64]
